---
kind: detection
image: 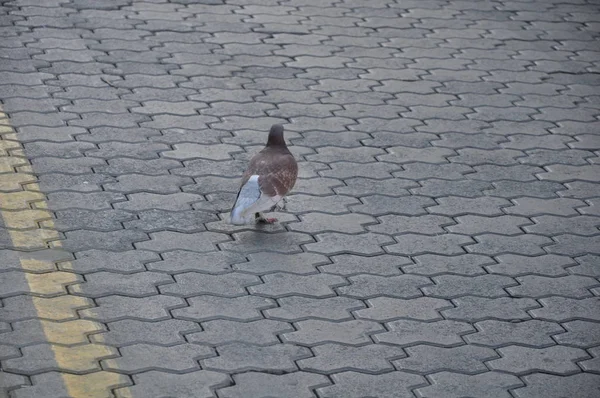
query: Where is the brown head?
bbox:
[266,124,287,148]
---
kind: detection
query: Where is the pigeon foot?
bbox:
[255,212,278,224]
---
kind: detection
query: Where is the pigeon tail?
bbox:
[230,175,281,225]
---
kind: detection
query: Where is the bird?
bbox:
[229,124,298,225]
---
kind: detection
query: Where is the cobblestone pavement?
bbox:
[1,0,600,397]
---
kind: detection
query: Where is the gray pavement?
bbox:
[0,0,600,397]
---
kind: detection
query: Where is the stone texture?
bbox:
[3,1,600,397]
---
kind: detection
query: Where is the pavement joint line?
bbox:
[0,106,131,397]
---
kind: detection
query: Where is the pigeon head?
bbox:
[266,124,286,147]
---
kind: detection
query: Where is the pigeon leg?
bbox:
[256,212,278,224]
[272,197,287,212]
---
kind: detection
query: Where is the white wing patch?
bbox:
[230,175,282,225]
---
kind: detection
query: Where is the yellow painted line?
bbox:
[0,107,130,397]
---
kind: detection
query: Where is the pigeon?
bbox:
[229,124,298,225]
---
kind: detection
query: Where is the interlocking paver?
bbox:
[513,373,600,398]
[204,343,310,373]
[116,371,229,398]
[319,253,409,276]
[92,319,201,346]
[80,294,185,323]
[102,343,214,373]
[489,345,589,375]
[187,319,293,346]
[282,319,384,346]
[416,372,524,398]
[219,372,329,398]
[317,371,426,398]
[443,297,540,322]
[374,319,474,347]
[338,274,432,299]
[404,254,492,276]
[395,345,498,374]
[356,297,451,321]
[465,319,563,347]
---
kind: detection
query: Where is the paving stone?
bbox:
[338,274,432,299]
[305,232,393,255]
[356,297,451,321]
[204,343,310,372]
[547,235,600,256]
[318,253,409,276]
[425,274,516,298]
[233,252,327,275]
[63,249,159,274]
[160,272,259,298]
[14,372,130,398]
[415,372,524,398]
[526,215,600,236]
[489,345,588,375]
[249,273,347,298]
[70,271,173,298]
[369,214,454,235]
[487,180,567,199]
[364,132,440,151]
[46,191,125,211]
[404,254,493,276]
[299,343,404,373]
[580,346,600,372]
[386,234,475,256]
[378,146,456,164]
[320,161,399,179]
[488,254,576,276]
[146,250,243,274]
[350,195,435,216]
[93,319,201,346]
[427,196,512,216]
[505,197,586,216]
[104,343,214,373]
[395,345,498,374]
[80,295,185,322]
[3,343,116,375]
[79,126,161,143]
[531,297,600,321]
[465,319,564,347]
[569,254,600,277]
[136,231,230,253]
[221,231,313,254]
[51,209,134,232]
[290,213,376,234]
[467,234,552,256]
[411,179,492,198]
[173,295,275,322]
[375,319,474,347]
[282,319,384,346]
[104,174,193,194]
[0,319,102,346]
[219,372,329,398]
[116,371,229,398]
[60,230,150,252]
[124,209,217,233]
[508,275,598,298]
[512,373,600,398]
[518,148,598,167]
[265,296,364,321]
[443,297,540,322]
[317,371,426,398]
[561,181,600,199]
[187,319,293,346]
[36,173,115,193]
